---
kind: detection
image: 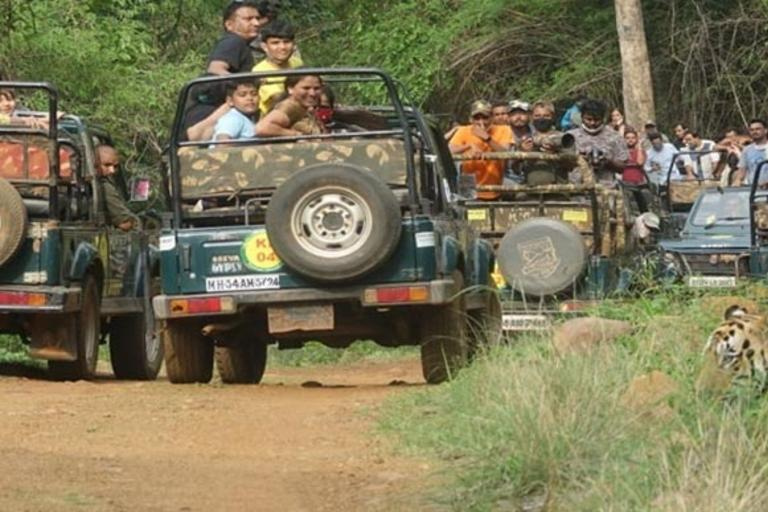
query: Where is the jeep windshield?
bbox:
[689,188,751,227]
[168,68,419,221]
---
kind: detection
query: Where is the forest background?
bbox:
[1,0,767,168]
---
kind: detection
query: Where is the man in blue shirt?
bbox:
[213,80,259,141]
[736,119,768,186]
[644,132,680,185]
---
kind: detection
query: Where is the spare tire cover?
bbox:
[497,218,587,297]
[0,177,27,267]
[265,163,402,283]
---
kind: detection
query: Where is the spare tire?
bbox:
[497,218,587,297]
[265,164,402,282]
[0,177,27,267]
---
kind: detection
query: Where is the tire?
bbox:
[265,164,402,282]
[419,272,469,384]
[0,176,27,267]
[109,313,164,380]
[49,276,101,381]
[215,340,267,384]
[163,319,213,384]
[497,218,588,297]
[467,289,503,356]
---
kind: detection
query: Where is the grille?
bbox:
[679,253,747,276]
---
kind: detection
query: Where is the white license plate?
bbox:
[686,276,737,288]
[205,274,280,292]
[502,314,551,331]
[268,305,334,334]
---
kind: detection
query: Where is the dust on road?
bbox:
[0,358,440,512]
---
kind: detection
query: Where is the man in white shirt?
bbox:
[644,132,680,185]
[681,131,720,179]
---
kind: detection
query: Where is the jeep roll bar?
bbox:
[749,160,768,247]
[169,68,418,224]
[662,149,725,211]
[0,82,61,216]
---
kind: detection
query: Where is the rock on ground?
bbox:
[552,317,633,354]
[620,370,679,420]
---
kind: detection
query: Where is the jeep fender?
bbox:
[129,244,159,297]
[441,235,462,276]
[69,242,103,284]
[471,239,495,287]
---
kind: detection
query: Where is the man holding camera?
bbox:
[567,99,628,184]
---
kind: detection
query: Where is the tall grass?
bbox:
[380,288,768,510]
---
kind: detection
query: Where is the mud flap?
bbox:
[26,314,78,361]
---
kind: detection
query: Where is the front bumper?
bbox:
[153,279,456,320]
[0,285,81,314]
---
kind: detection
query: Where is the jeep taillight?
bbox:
[0,292,48,306]
[169,297,235,316]
[363,286,429,305]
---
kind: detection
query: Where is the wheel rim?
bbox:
[290,185,374,258]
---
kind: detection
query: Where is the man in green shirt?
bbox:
[96,145,136,231]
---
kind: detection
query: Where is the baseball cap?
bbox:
[644,120,657,127]
[509,100,530,112]
[470,100,492,117]
[639,211,661,230]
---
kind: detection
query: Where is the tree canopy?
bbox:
[1,0,767,164]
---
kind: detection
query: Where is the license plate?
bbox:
[205,274,280,292]
[268,305,334,334]
[502,314,551,331]
[686,275,737,288]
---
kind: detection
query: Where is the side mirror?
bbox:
[130,177,151,202]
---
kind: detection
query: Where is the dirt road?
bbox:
[0,358,440,512]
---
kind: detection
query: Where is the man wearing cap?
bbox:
[509,100,534,151]
[640,120,670,151]
[449,100,513,200]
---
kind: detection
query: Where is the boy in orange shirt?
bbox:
[449,100,513,199]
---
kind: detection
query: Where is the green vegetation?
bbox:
[380,289,768,510]
[0,335,43,368]
[2,0,767,170]
[268,340,417,367]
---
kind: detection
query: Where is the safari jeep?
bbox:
[154,68,499,385]
[659,161,768,288]
[458,151,645,331]
[0,82,162,380]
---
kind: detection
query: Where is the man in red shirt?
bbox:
[449,100,513,199]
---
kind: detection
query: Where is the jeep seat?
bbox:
[177,138,411,199]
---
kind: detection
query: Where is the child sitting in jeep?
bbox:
[212,79,260,141]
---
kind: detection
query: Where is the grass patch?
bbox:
[380,286,768,510]
[268,340,418,368]
[0,335,41,367]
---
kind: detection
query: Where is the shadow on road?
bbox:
[0,362,49,380]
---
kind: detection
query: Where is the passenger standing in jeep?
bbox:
[184,1,263,141]
[449,100,513,200]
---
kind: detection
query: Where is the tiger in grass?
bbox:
[704,305,768,393]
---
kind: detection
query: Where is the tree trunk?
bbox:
[615,0,655,129]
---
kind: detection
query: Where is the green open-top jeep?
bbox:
[458,151,643,330]
[0,82,162,380]
[154,68,499,384]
